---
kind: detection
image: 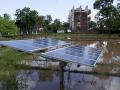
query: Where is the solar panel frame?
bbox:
[41,45,103,67]
[0,40,39,53]
[0,38,70,53]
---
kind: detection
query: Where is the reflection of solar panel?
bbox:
[0,38,69,53]
[42,45,102,67]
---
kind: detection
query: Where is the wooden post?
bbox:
[59,61,67,90]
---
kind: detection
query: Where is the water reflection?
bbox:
[16,70,60,90]
[71,40,120,73]
[73,40,120,63]
[1,70,120,90]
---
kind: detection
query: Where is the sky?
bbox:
[0,0,118,22]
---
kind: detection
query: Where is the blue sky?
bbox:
[0,0,118,21]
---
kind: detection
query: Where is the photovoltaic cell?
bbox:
[42,45,102,67]
[0,38,69,53]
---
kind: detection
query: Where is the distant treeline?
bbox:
[0,7,69,36]
[0,0,120,36]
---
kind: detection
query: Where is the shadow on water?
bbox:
[0,38,120,90]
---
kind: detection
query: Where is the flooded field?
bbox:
[1,70,120,90]
[0,39,120,90]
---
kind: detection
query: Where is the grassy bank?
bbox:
[0,33,120,41]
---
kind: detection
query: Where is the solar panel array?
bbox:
[42,45,102,67]
[0,38,102,66]
[0,38,69,53]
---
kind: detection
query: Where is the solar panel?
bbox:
[41,45,102,67]
[0,38,69,53]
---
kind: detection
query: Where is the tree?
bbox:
[3,13,10,20]
[62,22,69,29]
[0,14,19,36]
[62,22,69,33]
[45,15,52,25]
[52,19,61,32]
[112,8,120,31]
[36,15,45,31]
[15,7,39,34]
[93,0,119,35]
[88,21,97,30]
[46,23,57,32]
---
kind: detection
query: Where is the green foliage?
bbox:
[0,47,30,70]
[94,0,113,10]
[45,15,52,25]
[15,7,55,34]
[53,19,61,32]
[62,22,69,30]
[94,0,114,22]
[88,21,97,30]
[0,14,19,36]
[0,70,18,90]
[15,7,70,33]
[94,0,120,34]
[3,13,10,20]
[36,15,45,29]
[46,18,63,32]
[15,7,39,34]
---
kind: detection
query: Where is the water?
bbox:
[0,70,120,90]
[0,40,120,90]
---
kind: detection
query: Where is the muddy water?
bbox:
[0,40,120,90]
[0,70,120,90]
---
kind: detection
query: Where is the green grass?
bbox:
[19,33,120,40]
[0,33,120,41]
[0,47,31,70]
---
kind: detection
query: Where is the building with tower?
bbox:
[68,6,91,32]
